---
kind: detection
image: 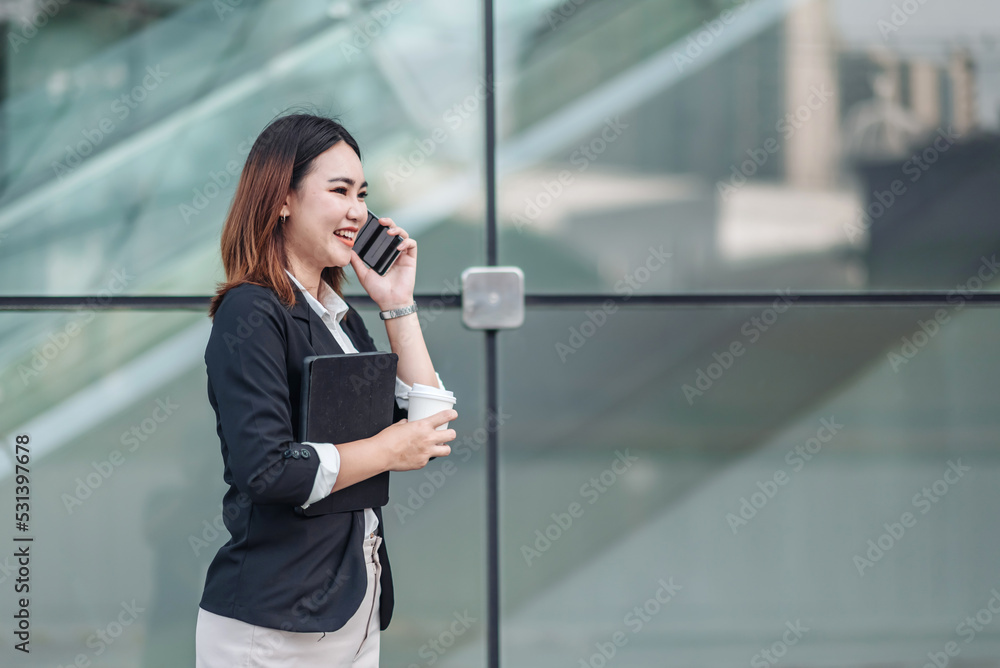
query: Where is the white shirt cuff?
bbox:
[395,372,445,411]
[299,442,341,508]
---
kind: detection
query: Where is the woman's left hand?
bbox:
[349,217,417,310]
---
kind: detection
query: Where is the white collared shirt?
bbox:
[284,269,444,537]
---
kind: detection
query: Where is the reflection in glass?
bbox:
[497,0,1000,293]
[0,0,484,297]
[500,303,1000,665]
[0,307,484,667]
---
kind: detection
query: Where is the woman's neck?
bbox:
[286,258,323,302]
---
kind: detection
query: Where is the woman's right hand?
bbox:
[376,409,457,471]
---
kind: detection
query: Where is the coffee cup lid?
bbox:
[411,382,454,398]
[406,389,457,404]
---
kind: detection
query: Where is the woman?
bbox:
[196,114,457,667]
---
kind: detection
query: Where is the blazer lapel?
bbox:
[288,287,346,356]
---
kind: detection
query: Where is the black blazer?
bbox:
[199,281,402,633]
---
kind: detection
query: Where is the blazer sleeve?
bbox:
[205,286,319,505]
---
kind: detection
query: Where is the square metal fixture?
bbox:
[461,267,525,329]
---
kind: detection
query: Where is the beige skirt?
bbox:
[196,533,382,667]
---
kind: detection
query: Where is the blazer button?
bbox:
[301,450,310,459]
[282,449,292,459]
[292,450,300,459]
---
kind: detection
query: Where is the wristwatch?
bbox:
[379,302,418,320]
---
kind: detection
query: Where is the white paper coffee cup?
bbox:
[407,383,456,430]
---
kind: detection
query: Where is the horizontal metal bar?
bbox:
[4,292,1000,311]
[524,293,1000,307]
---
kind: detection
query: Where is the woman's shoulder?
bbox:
[207,283,290,358]
[211,282,288,331]
[216,282,281,314]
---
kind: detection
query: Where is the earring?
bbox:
[279,215,287,224]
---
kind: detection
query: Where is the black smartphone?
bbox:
[354,211,403,276]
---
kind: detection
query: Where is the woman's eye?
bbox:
[330,188,367,199]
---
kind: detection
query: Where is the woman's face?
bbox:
[281,140,367,272]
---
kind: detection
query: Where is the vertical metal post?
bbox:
[483,1,500,667]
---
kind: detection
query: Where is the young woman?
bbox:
[196,114,456,667]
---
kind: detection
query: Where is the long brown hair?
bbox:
[208,114,363,320]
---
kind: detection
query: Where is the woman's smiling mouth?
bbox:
[334,228,356,247]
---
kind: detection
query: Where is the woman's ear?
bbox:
[280,190,294,219]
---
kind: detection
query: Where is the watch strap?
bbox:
[379,302,418,320]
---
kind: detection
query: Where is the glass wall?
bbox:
[3,0,1000,667]
[493,0,1000,665]
[499,304,1000,664]
[0,0,485,297]
[1,0,487,665]
[496,0,1000,294]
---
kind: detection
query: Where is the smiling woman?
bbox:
[196,113,458,667]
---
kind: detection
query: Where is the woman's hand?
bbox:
[374,409,457,471]
[349,217,418,311]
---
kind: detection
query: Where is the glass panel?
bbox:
[362,308,487,668]
[0,309,216,667]
[0,307,484,667]
[0,0,484,296]
[500,303,1000,665]
[496,0,1000,293]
